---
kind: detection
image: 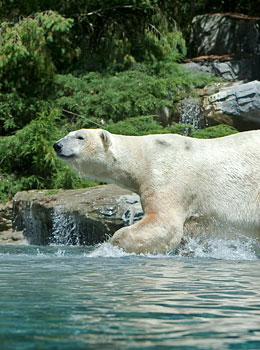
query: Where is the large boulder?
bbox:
[191,13,260,56]
[13,185,143,245]
[188,14,260,82]
[202,80,260,129]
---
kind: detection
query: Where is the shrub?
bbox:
[54,62,216,125]
[104,116,195,136]
[193,124,238,139]
[0,11,75,135]
[0,109,95,202]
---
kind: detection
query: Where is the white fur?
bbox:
[55,129,260,253]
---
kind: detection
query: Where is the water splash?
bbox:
[86,235,259,260]
[36,248,46,257]
[35,248,67,258]
[176,235,259,261]
[87,242,135,258]
[55,249,66,257]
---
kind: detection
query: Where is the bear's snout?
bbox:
[53,142,62,154]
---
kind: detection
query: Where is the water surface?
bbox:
[0,237,259,350]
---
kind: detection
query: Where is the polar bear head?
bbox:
[53,128,113,181]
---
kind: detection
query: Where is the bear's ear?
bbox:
[100,130,112,149]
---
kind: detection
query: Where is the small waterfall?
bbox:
[50,208,81,245]
[178,97,207,133]
[16,201,48,245]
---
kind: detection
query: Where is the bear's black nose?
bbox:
[53,142,62,153]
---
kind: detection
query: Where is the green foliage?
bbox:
[54,71,170,123]
[0,1,242,204]
[104,116,195,137]
[0,11,74,135]
[2,1,258,59]
[0,109,95,202]
[0,173,21,203]
[0,4,189,136]
[54,63,215,125]
[104,117,237,139]
[1,1,187,70]
[105,116,164,136]
[44,189,60,196]
[193,124,238,139]
[0,11,74,91]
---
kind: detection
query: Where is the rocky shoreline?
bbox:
[0,202,27,244]
[0,185,143,246]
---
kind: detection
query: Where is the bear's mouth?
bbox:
[53,142,75,159]
[57,153,76,159]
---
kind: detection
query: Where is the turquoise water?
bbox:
[0,237,259,350]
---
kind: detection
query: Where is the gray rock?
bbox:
[188,13,260,82]
[0,202,12,231]
[0,202,27,245]
[0,230,27,245]
[13,185,143,245]
[203,80,260,129]
[191,14,260,56]
[183,56,260,82]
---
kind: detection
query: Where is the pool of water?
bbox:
[0,237,259,350]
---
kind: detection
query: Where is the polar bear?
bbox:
[54,128,260,253]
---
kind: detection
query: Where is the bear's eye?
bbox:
[77,136,84,140]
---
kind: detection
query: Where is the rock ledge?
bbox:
[13,185,143,245]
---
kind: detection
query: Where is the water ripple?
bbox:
[0,238,259,350]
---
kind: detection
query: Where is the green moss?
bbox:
[44,189,60,196]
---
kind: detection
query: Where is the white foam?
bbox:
[87,242,136,258]
[36,248,46,257]
[35,248,67,258]
[177,235,259,261]
[55,249,66,257]
[86,242,171,258]
[86,235,259,260]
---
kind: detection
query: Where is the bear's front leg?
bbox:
[109,212,184,254]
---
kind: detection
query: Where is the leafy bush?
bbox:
[54,63,216,125]
[193,124,238,139]
[54,71,170,123]
[0,11,74,88]
[105,116,164,135]
[0,11,75,135]
[0,109,95,202]
[104,116,195,136]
